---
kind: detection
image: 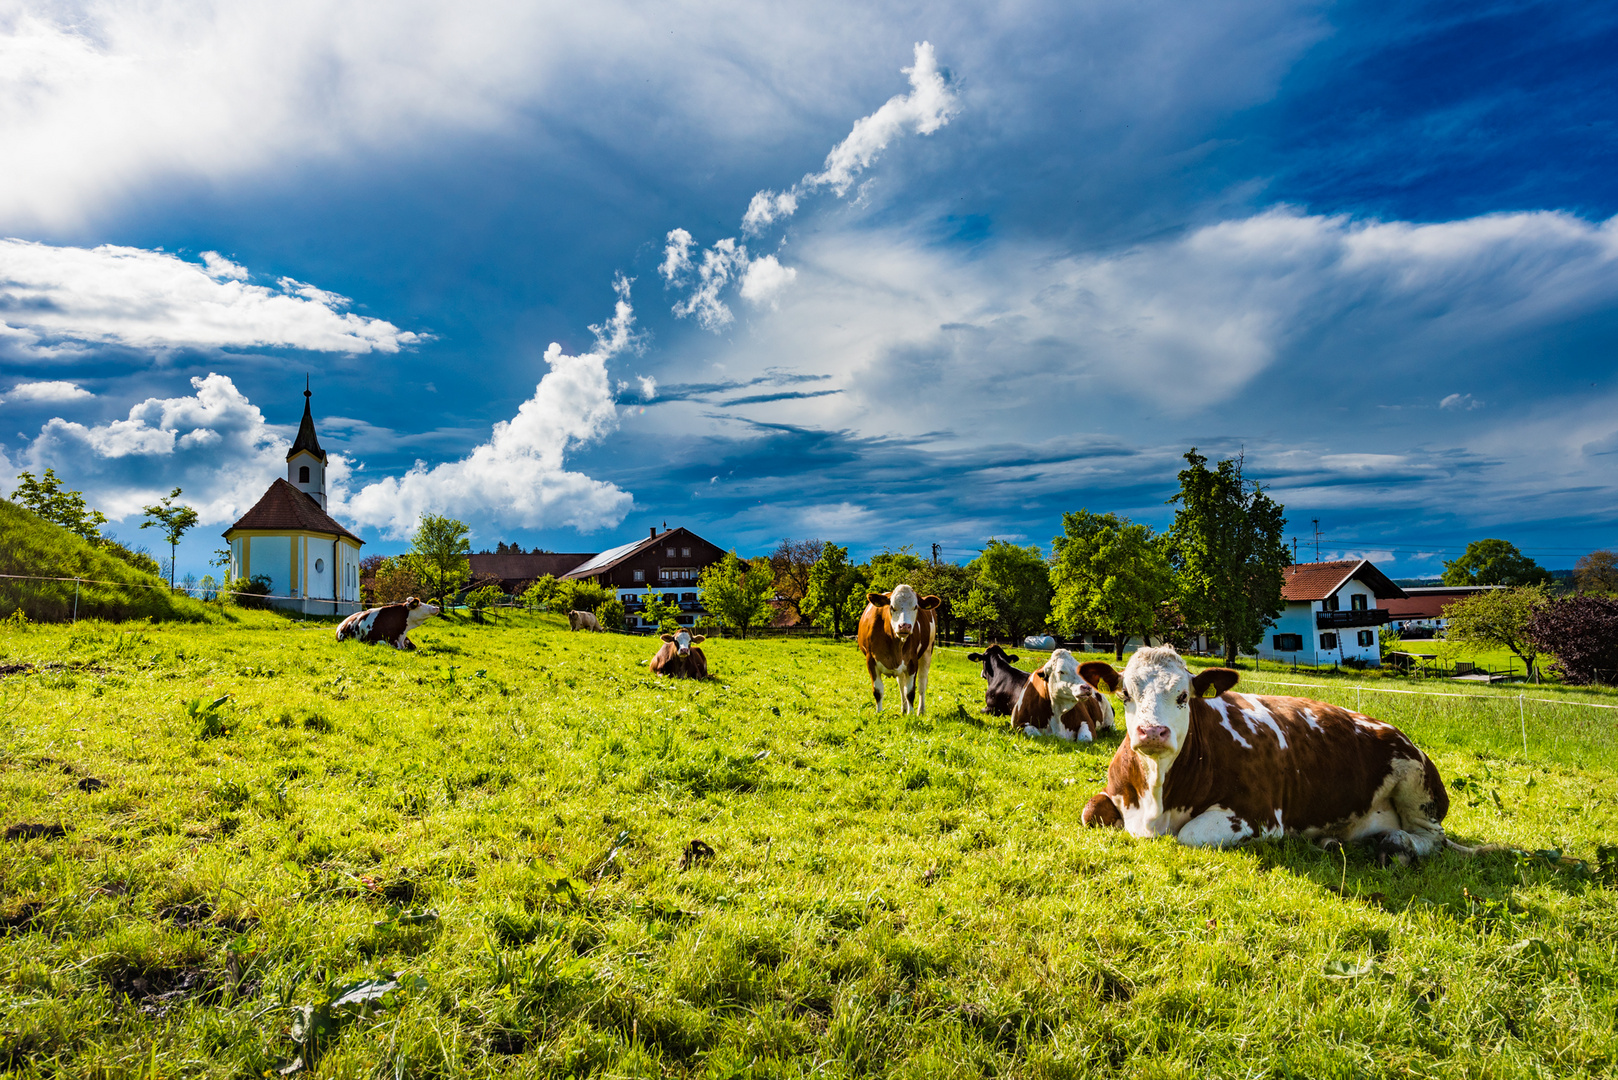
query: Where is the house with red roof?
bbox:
[1257,559,1408,667]
[221,386,365,616]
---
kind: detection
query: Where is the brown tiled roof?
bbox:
[468,552,594,585]
[1281,559,1406,602]
[223,478,362,544]
[1384,586,1500,619]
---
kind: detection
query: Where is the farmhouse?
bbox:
[1384,585,1501,638]
[561,525,725,630]
[1255,558,1407,667]
[221,386,365,616]
[466,550,594,592]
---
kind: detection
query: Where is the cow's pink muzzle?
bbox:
[1132,725,1173,752]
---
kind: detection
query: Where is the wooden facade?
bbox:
[562,526,727,629]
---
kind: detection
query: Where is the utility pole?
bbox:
[1291,536,1298,564]
[1312,518,1321,562]
[931,542,941,566]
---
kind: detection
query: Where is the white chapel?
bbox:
[222,385,365,615]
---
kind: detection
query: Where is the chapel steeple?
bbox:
[286,378,328,510]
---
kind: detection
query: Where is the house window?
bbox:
[1320,633,1338,649]
[1357,630,1374,647]
[682,592,697,602]
[667,548,676,558]
[681,547,691,557]
[1273,633,1303,651]
[299,465,310,483]
[1351,594,1368,611]
[1322,595,1339,612]
[663,593,676,602]
[633,570,644,582]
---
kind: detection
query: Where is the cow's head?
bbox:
[402,597,441,626]
[966,644,1019,679]
[1083,647,1238,758]
[1038,649,1097,736]
[660,629,705,657]
[867,584,940,640]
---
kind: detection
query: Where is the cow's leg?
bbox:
[867,654,885,711]
[1175,807,1256,848]
[915,649,932,714]
[1381,757,1448,860]
[1082,793,1123,828]
[898,666,916,715]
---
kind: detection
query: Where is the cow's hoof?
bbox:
[1374,833,1416,868]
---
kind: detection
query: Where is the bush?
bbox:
[227,574,273,609]
[595,598,625,632]
[466,584,504,623]
[1528,595,1618,685]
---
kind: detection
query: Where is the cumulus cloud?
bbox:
[671,237,749,330]
[659,229,695,283]
[333,281,639,536]
[738,255,797,307]
[1,380,93,405]
[741,190,798,236]
[0,239,421,358]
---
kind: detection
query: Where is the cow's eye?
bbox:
[1119,690,1131,704]
[1176,691,1189,706]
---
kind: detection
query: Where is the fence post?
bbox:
[1519,694,1527,758]
[72,578,80,623]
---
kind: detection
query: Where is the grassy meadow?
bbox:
[2,610,1617,1078]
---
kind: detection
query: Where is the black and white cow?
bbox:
[335,597,440,650]
[965,644,1031,716]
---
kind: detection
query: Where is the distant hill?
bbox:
[0,499,213,623]
[1395,570,1574,588]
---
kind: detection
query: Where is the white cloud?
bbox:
[659,229,695,283]
[671,237,748,331]
[0,239,420,358]
[741,190,798,236]
[738,254,797,307]
[637,375,658,400]
[800,42,956,197]
[1439,393,1483,410]
[2,380,93,405]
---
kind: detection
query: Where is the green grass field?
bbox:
[3,612,1616,1078]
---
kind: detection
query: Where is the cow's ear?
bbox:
[867,593,890,608]
[1192,667,1240,697]
[918,594,941,610]
[660,633,675,642]
[1006,654,1019,664]
[1079,662,1121,692]
[966,652,983,662]
[690,635,705,644]
[405,597,418,608]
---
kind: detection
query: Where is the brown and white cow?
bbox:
[856,584,940,714]
[335,597,440,650]
[649,629,708,679]
[1012,648,1115,741]
[568,610,602,632]
[1078,646,1452,862]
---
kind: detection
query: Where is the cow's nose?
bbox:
[1134,724,1172,745]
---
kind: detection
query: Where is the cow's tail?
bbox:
[1443,837,1512,856]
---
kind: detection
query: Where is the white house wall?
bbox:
[1256,579,1385,667]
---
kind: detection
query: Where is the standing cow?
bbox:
[1079,645,1455,862]
[857,585,940,714]
[1012,648,1115,740]
[335,597,440,650]
[966,644,1030,716]
[568,610,602,632]
[650,629,709,679]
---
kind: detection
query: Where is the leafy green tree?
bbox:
[802,542,868,637]
[410,514,471,605]
[521,575,559,611]
[910,562,975,642]
[969,539,1052,642]
[1051,510,1174,659]
[1445,584,1551,681]
[465,584,504,623]
[866,547,928,592]
[1442,539,1552,587]
[958,584,1003,643]
[140,488,200,591]
[371,557,422,605]
[641,592,683,632]
[699,551,775,639]
[11,469,108,542]
[1167,449,1289,665]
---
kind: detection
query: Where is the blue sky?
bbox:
[1,0,1614,580]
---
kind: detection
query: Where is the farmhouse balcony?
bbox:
[1315,609,1390,629]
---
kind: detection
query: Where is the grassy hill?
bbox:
[1,613,1614,1077]
[0,499,214,623]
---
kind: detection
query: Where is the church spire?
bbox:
[287,376,327,464]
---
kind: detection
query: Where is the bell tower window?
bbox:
[299,465,310,483]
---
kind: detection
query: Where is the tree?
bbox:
[465,584,504,623]
[769,538,823,622]
[11,469,108,541]
[969,539,1052,642]
[1574,550,1618,596]
[910,562,975,642]
[410,514,471,605]
[699,551,775,639]
[866,546,928,592]
[1167,449,1289,665]
[802,542,869,637]
[641,592,683,632]
[1527,595,1618,685]
[1442,539,1552,587]
[370,557,423,605]
[140,488,200,591]
[521,575,559,611]
[1050,510,1175,659]
[1445,584,1550,681]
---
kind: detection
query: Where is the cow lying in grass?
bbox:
[650,629,708,679]
[966,645,1030,716]
[335,597,440,650]
[1012,648,1114,740]
[1078,646,1456,863]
